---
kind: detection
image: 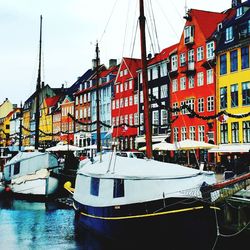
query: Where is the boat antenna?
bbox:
[139,0,152,158]
[35,15,42,150]
[95,42,101,154]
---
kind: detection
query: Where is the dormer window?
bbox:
[225,26,234,42]
[236,7,243,17]
[184,26,194,44]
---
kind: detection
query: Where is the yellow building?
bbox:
[216,2,250,145]
[0,98,13,119]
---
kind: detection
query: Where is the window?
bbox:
[171,55,178,71]
[129,80,133,89]
[186,99,195,113]
[184,26,194,44]
[230,50,238,72]
[236,6,243,17]
[243,121,250,143]
[112,100,115,109]
[90,177,100,196]
[152,111,159,134]
[172,79,178,92]
[161,85,168,98]
[134,94,138,104]
[197,72,204,86]
[207,96,214,111]
[180,77,186,90]
[134,113,139,125]
[241,46,249,69]
[220,124,228,144]
[173,127,178,142]
[124,97,128,107]
[226,26,233,42]
[152,66,158,80]
[198,125,205,141]
[180,53,186,66]
[124,82,128,91]
[120,98,124,108]
[231,84,238,107]
[220,87,227,109]
[172,102,178,116]
[198,98,204,112]
[129,96,133,106]
[188,49,194,62]
[220,54,227,75]
[197,46,204,61]
[161,110,168,125]
[242,82,250,106]
[152,87,158,99]
[129,114,133,125]
[181,127,187,140]
[207,69,213,84]
[188,76,194,88]
[189,126,195,141]
[14,162,20,175]
[206,41,215,60]
[113,179,124,198]
[120,83,123,92]
[231,122,239,143]
[116,84,119,93]
[140,91,143,103]
[116,99,119,109]
[140,113,144,131]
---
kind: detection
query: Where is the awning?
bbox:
[175,139,217,150]
[208,144,250,153]
[135,135,167,143]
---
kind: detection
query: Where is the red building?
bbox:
[112,57,141,150]
[169,9,229,161]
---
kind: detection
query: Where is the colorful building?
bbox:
[112,57,141,150]
[216,0,250,145]
[169,8,230,162]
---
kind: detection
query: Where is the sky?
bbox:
[0,0,231,105]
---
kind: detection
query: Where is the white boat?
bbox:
[2,16,60,198]
[71,1,222,248]
[3,151,59,196]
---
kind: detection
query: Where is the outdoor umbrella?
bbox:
[139,141,177,151]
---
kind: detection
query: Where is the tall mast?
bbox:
[35,15,42,150]
[139,0,152,158]
[95,42,101,153]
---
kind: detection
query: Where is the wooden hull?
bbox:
[73,198,220,250]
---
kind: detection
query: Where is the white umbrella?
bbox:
[46,144,82,152]
[176,139,217,150]
[80,145,110,150]
[139,141,177,151]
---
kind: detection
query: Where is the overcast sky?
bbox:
[0,0,231,105]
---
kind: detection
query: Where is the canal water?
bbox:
[0,197,248,250]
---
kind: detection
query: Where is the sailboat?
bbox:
[3,16,60,197]
[70,1,222,248]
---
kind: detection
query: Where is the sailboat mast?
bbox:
[139,0,152,158]
[35,15,42,150]
[95,42,101,153]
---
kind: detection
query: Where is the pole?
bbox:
[35,15,42,150]
[19,102,23,151]
[139,0,152,158]
[96,42,101,153]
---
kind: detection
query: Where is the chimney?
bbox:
[109,59,117,68]
[232,0,242,8]
[41,81,45,88]
[92,58,100,69]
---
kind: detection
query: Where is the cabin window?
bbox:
[14,162,20,175]
[113,179,124,198]
[90,177,100,196]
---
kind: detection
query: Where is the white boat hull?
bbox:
[10,176,59,196]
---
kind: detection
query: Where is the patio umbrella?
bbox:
[80,145,110,150]
[139,141,177,151]
[46,144,82,152]
[175,139,217,150]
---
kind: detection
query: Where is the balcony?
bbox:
[202,57,216,69]
[180,61,196,75]
[184,36,194,46]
